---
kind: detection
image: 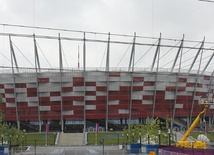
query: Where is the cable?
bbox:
[36,42,52,68]
[116,40,133,67]
[61,45,69,68]
[99,46,107,68]
[2,23,214,45]
[198,0,214,3]
[12,41,34,67]
[0,50,11,62]
[135,39,158,66]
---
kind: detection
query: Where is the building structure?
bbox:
[0,29,213,133]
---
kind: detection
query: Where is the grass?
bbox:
[21,132,57,146]
[190,132,214,142]
[16,131,214,146]
[87,132,121,145]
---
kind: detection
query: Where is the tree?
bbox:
[122,117,173,145]
[0,94,23,145]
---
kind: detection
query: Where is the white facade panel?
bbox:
[70,91,84,96]
[39,106,50,111]
[109,77,120,82]
[143,86,155,91]
[63,110,74,115]
[4,84,13,88]
[142,100,153,104]
[50,96,61,102]
[132,94,142,100]
[142,91,154,95]
[85,96,96,100]
[39,92,50,97]
[28,102,38,106]
[96,82,107,86]
[96,91,107,96]
[73,101,84,106]
[86,105,96,110]
[6,103,16,107]
[175,104,183,109]
[144,76,155,82]
[118,109,129,114]
[27,83,37,88]
[73,87,84,91]
[0,89,5,93]
[16,88,26,93]
[109,100,119,105]
[5,94,15,98]
[27,97,38,102]
[17,93,27,102]
[86,87,96,91]
[62,82,72,87]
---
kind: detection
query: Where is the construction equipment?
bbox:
[176,98,209,149]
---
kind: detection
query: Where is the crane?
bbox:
[176,98,209,149]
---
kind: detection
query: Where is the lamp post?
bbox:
[102,138,104,155]
[9,135,11,155]
[117,132,119,145]
[16,135,18,145]
[34,139,37,155]
[158,130,161,146]
[1,134,3,145]
[204,119,207,136]
[132,132,134,143]
[168,128,171,146]
[139,132,142,152]
[22,135,24,154]
[126,133,129,145]
[148,134,150,144]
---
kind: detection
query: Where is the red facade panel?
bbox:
[133,77,144,82]
[197,83,203,88]
[120,86,131,91]
[143,95,153,100]
[176,95,193,101]
[15,83,26,88]
[204,76,210,80]
[179,78,187,83]
[186,83,195,87]
[62,87,73,92]
[96,96,107,101]
[109,72,120,77]
[0,84,4,89]
[38,78,49,83]
[86,91,96,96]
[73,77,84,86]
[27,88,37,97]
[50,92,61,96]
[96,86,107,91]
[133,86,143,91]
[86,82,96,86]
[39,97,50,102]
[51,105,61,111]
[144,82,155,86]
[6,98,15,102]
[5,88,14,93]
[166,86,186,91]
[195,92,207,97]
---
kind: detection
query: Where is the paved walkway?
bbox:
[13,145,126,155]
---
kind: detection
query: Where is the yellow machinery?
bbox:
[176,99,208,149]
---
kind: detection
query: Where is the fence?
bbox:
[159,149,188,155]
[160,147,214,155]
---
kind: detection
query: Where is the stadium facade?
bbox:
[0,30,213,133]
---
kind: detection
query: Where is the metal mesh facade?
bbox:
[0,70,213,122]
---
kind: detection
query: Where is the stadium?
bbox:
[0,25,213,133]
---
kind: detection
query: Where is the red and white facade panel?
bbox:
[0,71,213,122]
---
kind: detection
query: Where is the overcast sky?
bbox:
[0,0,214,71]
